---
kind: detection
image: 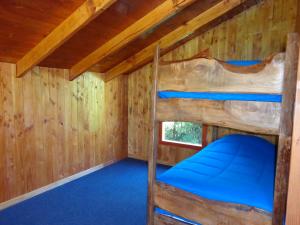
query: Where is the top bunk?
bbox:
[154,52,285,135]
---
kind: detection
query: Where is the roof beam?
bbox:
[104,0,252,82]
[69,0,197,80]
[16,0,115,78]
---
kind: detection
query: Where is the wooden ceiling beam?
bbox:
[104,0,256,82]
[69,0,197,80]
[16,0,116,78]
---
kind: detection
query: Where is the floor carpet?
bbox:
[0,158,169,225]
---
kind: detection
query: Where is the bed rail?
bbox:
[158,53,285,94]
[155,182,272,225]
[156,99,280,135]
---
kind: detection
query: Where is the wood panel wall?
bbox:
[127,0,297,165]
[0,63,127,203]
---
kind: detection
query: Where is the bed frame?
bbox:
[147,33,300,225]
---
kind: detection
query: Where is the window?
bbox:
[159,122,207,150]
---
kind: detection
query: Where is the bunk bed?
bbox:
[147,33,300,225]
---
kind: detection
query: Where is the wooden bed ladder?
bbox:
[147,33,300,225]
[147,45,160,225]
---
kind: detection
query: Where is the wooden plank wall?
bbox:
[127,0,297,165]
[0,63,127,203]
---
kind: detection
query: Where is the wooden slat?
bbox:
[49,69,60,180]
[155,182,272,225]
[23,70,37,191]
[55,68,67,178]
[1,63,18,200]
[77,76,85,171]
[16,0,116,78]
[286,34,300,225]
[32,67,48,186]
[69,0,196,80]
[11,64,25,196]
[156,98,281,135]
[148,46,160,225]
[105,0,249,81]
[273,33,300,225]
[158,53,285,94]
[40,67,54,183]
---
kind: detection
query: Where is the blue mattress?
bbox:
[158,92,282,102]
[157,134,276,213]
[226,60,262,66]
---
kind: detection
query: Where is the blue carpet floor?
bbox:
[0,159,169,225]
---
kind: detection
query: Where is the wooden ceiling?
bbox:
[0,0,85,63]
[40,0,165,69]
[0,0,260,80]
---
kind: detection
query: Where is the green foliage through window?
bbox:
[162,122,202,146]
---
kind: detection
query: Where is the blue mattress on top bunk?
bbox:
[157,134,276,214]
[158,92,282,102]
[226,60,262,66]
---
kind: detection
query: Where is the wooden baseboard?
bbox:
[0,159,118,211]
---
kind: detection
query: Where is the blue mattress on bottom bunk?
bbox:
[157,134,276,215]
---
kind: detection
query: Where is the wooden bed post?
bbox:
[273,33,300,225]
[286,35,300,225]
[147,45,160,225]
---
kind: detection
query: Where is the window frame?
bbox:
[159,122,208,150]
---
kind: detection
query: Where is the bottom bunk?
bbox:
[153,134,275,225]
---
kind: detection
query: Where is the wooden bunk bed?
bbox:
[147,33,300,225]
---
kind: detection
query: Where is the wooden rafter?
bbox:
[16,0,116,78]
[104,0,254,82]
[69,0,197,80]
